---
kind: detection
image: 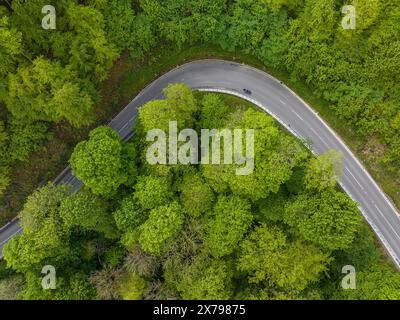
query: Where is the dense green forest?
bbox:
[1,0,399,222]
[2,86,399,300]
[0,0,399,300]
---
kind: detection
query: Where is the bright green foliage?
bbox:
[352,0,382,32]
[202,109,280,200]
[20,272,96,300]
[10,0,119,83]
[290,0,337,43]
[256,31,289,69]
[333,223,381,271]
[0,16,22,76]
[220,1,264,51]
[177,257,233,300]
[70,126,130,196]
[164,83,198,115]
[54,2,119,83]
[134,175,173,210]
[238,224,330,291]
[3,184,70,272]
[178,172,214,217]
[202,109,308,201]
[121,229,142,250]
[65,273,97,300]
[237,285,322,300]
[236,120,308,200]
[129,15,156,59]
[138,100,171,133]
[19,272,56,300]
[117,272,147,300]
[138,83,197,132]
[139,202,184,255]
[103,245,126,268]
[276,240,331,291]
[18,183,67,232]
[237,224,286,282]
[338,264,400,300]
[284,189,361,251]
[59,188,118,239]
[201,163,231,194]
[205,196,253,257]
[1,0,398,298]
[0,16,22,100]
[304,149,343,192]
[199,93,232,129]
[6,57,95,127]
[113,194,147,232]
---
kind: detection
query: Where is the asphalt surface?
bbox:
[1,59,399,269]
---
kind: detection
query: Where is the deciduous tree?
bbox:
[113,194,147,232]
[176,256,233,300]
[238,224,330,291]
[134,175,173,210]
[59,188,118,239]
[284,189,361,251]
[70,126,131,196]
[304,149,343,192]
[178,172,214,217]
[3,184,71,272]
[204,195,252,257]
[117,272,147,300]
[6,58,95,127]
[139,202,184,255]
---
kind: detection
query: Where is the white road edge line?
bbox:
[2,60,400,270]
[242,59,400,218]
[0,230,22,246]
[375,204,400,240]
[198,87,400,270]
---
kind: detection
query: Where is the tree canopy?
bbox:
[69,126,133,196]
[1,0,399,301]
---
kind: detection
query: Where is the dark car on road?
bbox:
[243,88,252,95]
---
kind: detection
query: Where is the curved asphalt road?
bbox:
[1,60,400,269]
